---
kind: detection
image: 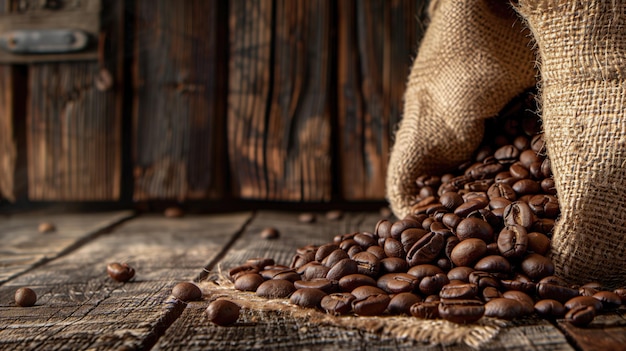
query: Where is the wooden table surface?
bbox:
[1,210,625,350]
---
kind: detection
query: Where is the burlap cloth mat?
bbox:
[197,269,510,350]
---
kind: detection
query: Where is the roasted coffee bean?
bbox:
[401,228,429,252]
[503,201,535,229]
[495,171,517,185]
[540,178,557,195]
[390,219,421,239]
[271,270,300,282]
[484,298,525,320]
[442,213,463,229]
[464,180,493,193]
[437,257,453,271]
[494,145,519,164]
[440,192,464,210]
[352,252,380,277]
[245,257,275,269]
[528,194,559,218]
[339,239,358,252]
[512,179,540,195]
[354,232,378,248]
[326,210,344,221]
[539,275,568,286]
[474,255,511,278]
[527,232,551,255]
[487,183,517,201]
[107,262,135,282]
[565,305,596,327]
[234,273,265,292]
[326,258,358,281]
[500,279,536,295]
[469,162,504,180]
[502,291,534,315]
[455,218,493,242]
[256,279,296,299]
[438,299,485,324]
[229,264,260,281]
[338,274,377,292]
[521,254,554,280]
[450,238,487,267]
[298,212,316,223]
[508,162,530,180]
[444,235,460,260]
[366,245,386,260]
[290,251,315,269]
[497,224,528,258]
[322,249,350,268]
[419,273,450,296]
[531,219,555,234]
[164,206,184,218]
[513,135,530,150]
[375,219,393,239]
[260,227,280,239]
[260,268,292,280]
[351,285,387,300]
[564,296,603,312]
[379,257,409,273]
[388,292,422,315]
[534,299,566,318]
[347,245,363,258]
[454,200,487,218]
[537,283,579,303]
[486,242,500,256]
[519,149,539,168]
[407,264,444,280]
[447,267,475,283]
[615,288,626,304]
[321,293,356,315]
[593,291,622,310]
[294,278,338,293]
[439,283,478,299]
[383,238,405,258]
[482,286,502,302]
[290,288,327,309]
[352,293,390,316]
[38,222,55,233]
[578,286,599,297]
[406,232,445,266]
[15,287,37,307]
[416,174,442,188]
[206,299,240,326]
[469,271,500,290]
[410,301,440,319]
[172,282,203,302]
[302,263,331,281]
[377,273,418,294]
[315,243,340,262]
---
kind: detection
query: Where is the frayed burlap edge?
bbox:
[198,268,509,350]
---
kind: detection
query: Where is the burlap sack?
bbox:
[386,0,536,220]
[516,0,626,287]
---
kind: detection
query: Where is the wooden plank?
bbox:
[228,0,333,201]
[557,312,626,351]
[133,0,226,201]
[0,65,15,202]
[155,211,574,350]
[26,0,123,201]
[0,210,133,284]
[0,212,252,350]
[337,0,426,200]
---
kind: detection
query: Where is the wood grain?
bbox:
[337,0,426,200]
[0,212,251,350]
[228,0,332,201]
[557,312,626,351]
[0,65,15,201]
[0,211,133,284]
[133,0,226,201]
[26,0,123,201]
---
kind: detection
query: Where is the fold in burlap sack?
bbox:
[516,0,626,287]
[386,0,536,220]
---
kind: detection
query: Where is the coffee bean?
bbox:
[447,267,475,282]
[375,219,393,239]
[450,238,487,267]
[521,253,554,280]
[38,222,56,233]
[509,162,530,179]
[497,224,528,258]
[500,279,536,295]
[321,293,355,315]
[352,293,390,316]
[15,287,37,307]
[528,195,559,218]
[294,278,338,293]
[338,274,377,292]
[298,212,316,223]
[502,291,534,315]
[439,283,478,299]
[172,282,203,302]
[419,273,450,296]
[474,255,511,278]
[387,293,422,315]
[455,218,493,242]
[326,210,344,221]
[534,299,566,318]
[410,301,440,319]
[351,285,387,300]
[106,262,135,282]
[484,298,525,320]
[235,273,265,292]
[379,207,393,219]
[164,206,184,218]
[440,192,464,210]
[302,263,331,281]
[322,249,349,268]
[438,299,485,324]
[260,227,280,239]
[564,296,603,312]
[487,183,517,201]
[578,286,599,297]
[593,291,622,310]
[565,305,595,327]
[245,257,275,268]
[229,264,259,281]
[469,271,500,290]
[383,238,405,258]
[527,232,551,255]
[454,200,487,218]
[206,299,240,326]
[377,273,418,294]
[406,232,445,266]
[540,178,557,195]
[379,257,409,273]
[614,288,626,304]
[315,243,339,262]
[290,288,327,309]
[326,258,358,281]
[366,245,386,260]
[354,232,378,249]
[537,283,579,303]
[407,264,444,280]
[503,201,535,229]
[256,279,296,299]
[400,228,429,253]
[494,145,520,164]
[482,286,502,302]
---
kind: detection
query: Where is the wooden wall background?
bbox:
[0,0,427,206]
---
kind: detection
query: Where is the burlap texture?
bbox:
[516,0,626,287]
[386,0,537,219]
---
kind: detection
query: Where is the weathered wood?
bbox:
[337,0,426,200]
[0,212,252,350]
[228,0,332,201]
[557,312,626,351]
[26,0,123,201]
[133,0,226,201]
[0,65,15,201]
[0,211,133,284]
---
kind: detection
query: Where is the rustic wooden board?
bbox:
[228,0,332,201]
[0,212,252,350]
[154,211,574,350]
[337,0,426,200]
[0,210,133,284]
[26,0,123,201]
[557,312,626,351]
[0,65,15,202]
[133,0,226,201]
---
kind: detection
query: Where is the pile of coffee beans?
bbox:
[227,92,625,325]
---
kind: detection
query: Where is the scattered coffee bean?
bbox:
[592,291,622,310]
[234,273,265,292]
[290,288,327,309]
[321,293,355,315]
[298,212,316,223]
[388,292,422,315]
[326,210,344,221]
[410,301,440,319]
[106,262,135,282]
[172,282,202,302]
[565,305,595,327]
[260,227,280,240]
[38,222,55,233]
[164,206,184,218]
[438,299,484,324]
[256,279,296,299]
[534,299,565,318]
[484,298,525,320]
[206,299,240,326]
[564,296,603,312]
[15,287,37,307]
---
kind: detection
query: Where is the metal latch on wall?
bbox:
[0,0,101,63]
